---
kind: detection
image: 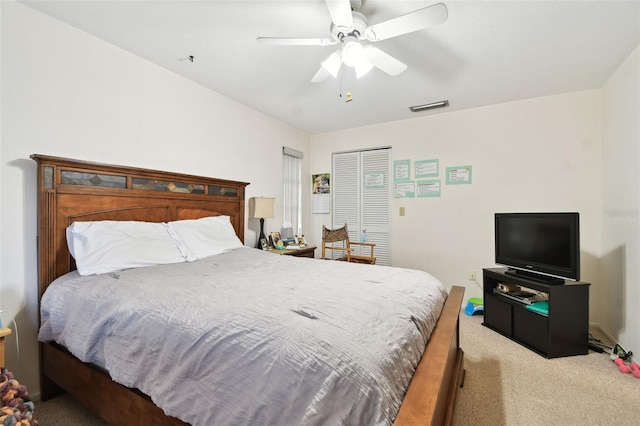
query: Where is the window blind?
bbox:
[283,147,303,235]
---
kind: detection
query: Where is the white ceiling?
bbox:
[20,0,640,134]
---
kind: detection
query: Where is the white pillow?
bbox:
[167,215,244,261]
[67,221,186,276]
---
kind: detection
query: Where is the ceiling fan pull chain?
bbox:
[338,43,345,100]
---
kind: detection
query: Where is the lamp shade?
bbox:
[249,197,275,219]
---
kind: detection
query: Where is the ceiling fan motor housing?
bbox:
[331,11,368,42]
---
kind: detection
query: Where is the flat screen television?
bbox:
[495,212,580,283]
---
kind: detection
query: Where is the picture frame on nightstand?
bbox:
[260,238,269,250]
[270,232,281,247]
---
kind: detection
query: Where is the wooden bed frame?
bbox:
[32,154,465,426]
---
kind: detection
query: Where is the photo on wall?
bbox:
[312,173,330,194]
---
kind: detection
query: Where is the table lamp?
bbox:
[249,197,275,248]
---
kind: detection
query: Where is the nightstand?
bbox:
[0,327,12,369]
[268,246,316,258]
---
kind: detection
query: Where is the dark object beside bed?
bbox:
[32,154,465,425]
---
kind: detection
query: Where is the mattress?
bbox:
[39,247,447,425]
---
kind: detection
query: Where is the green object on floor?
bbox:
[465,297,484,316]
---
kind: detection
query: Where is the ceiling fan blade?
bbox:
[257,37,335,46]
[363,46,407,76]
[312,50,342,82]
[325,0,354,31]
[365,3,448,42]
[311,67,330,83]
[354,60,374,78]
[321,51,342,77]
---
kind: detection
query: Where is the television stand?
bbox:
[504,268,565,285]
[483,268,590,358]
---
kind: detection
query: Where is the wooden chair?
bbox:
[321,225,376,264]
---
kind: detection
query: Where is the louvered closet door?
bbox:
[332,148,391,265]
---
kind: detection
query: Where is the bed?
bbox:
[32,154,465,425]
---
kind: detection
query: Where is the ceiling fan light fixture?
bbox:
[321,52,342,78]
[342,40,363,67]
[354,60,373,78]
[342,40,373,77]
[409,100,450,112]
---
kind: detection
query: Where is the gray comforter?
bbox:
[39,247,447,425]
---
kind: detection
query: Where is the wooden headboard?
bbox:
[31,154,249,303]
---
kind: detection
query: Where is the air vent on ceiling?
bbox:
[409,100,449,112]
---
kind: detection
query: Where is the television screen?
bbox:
[495,212,580,282]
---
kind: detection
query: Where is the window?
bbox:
[283,147,303,235]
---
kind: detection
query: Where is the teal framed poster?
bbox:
[364,172,385,188]
[446,166,472,185]
[393,159,411,182]
[417,179,441,197]
[393,181,415,198]
[415,159,438,178]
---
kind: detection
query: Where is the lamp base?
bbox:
[256,217,266,249]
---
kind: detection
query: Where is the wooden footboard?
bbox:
[394,285,465,426]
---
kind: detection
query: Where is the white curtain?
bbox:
[283,147,303,236]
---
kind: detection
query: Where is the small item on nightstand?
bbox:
[282,237,297,246]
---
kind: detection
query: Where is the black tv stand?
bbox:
[483,268,590,358]
[504,268,565,285]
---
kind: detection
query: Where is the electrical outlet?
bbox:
[468,270,476,281]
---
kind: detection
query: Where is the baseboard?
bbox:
[589,322,616,345]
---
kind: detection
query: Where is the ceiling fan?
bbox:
[257,0,448,82]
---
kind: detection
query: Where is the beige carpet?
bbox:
[453,313,639,426]
[35,311,639,425]
[35,393,107,425]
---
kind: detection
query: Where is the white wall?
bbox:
[601,45,640,354]
[310,91,603,309]
[0,2,310,394]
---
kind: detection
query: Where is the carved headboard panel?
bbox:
[31,154,249,301]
